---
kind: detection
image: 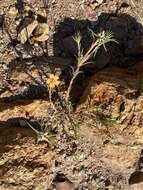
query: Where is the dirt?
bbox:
[1,0,143,190]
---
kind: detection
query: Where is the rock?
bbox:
[0,100,51,122]
[78,62,143,128]
[91,46,112,69]
[105,16,129,41]
[0,56,70,122]
[62,36,77,56]
[126,35,143,55]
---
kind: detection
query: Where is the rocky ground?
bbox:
[1,0,143,190]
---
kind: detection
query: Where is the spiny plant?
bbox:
[66,30,117,102]
[45,31,117,139]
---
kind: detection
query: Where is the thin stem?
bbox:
[24,120,39,134]
[66,67,80,102]
[66,31,116,102]
[48,87,57,111]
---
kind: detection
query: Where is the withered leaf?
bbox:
[31,23,49,42]
[36,8,47,18]
[18,20,38,44]
[8,6,18,17]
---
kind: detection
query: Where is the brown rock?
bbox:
[79,62,143,126]
[0,56,70,122]
[112,95,124,118]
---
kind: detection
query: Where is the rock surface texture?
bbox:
[79,62,143,130]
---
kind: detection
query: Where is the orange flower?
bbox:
[47,74,60,89]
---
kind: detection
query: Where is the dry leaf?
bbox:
[32,34,49,42]
[8,6,18,17]
[31,23,49,42]
[36,8,47,17]
[34,23,49,35]
[18,20,38,44]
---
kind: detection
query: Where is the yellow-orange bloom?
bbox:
[47,74,60,89]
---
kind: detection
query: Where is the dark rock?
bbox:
[62,36,77,56]
[105,16,128,41]
[126,35,143,55]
